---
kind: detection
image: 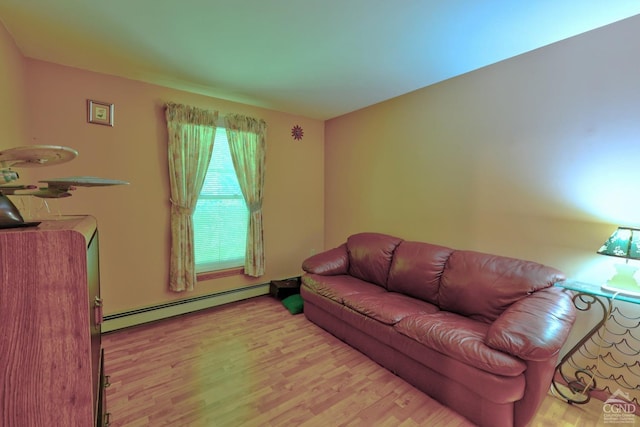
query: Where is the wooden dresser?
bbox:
[0,215,109,426]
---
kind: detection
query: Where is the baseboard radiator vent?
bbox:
[102,283,269,333]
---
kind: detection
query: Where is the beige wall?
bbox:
[4,53,323,315]
[325,15,640,284]
[3,12,640,322]
[0,22,27,150]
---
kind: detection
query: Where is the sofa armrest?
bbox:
[302,243,349,275]
[486,287,576,361]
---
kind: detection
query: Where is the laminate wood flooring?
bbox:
[102,296,634,426]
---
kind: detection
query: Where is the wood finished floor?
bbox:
[102,296,635,427]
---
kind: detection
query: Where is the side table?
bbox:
[552,279,640,408]
[269,277,301,300]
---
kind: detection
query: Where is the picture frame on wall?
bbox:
[87,100,114,126]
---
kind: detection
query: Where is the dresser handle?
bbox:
[103,375,111,388]
[94,296,104,325]
[104,412,111,427]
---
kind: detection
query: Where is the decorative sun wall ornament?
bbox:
[291,125,304,141]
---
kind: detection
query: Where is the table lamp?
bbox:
[597,226,640,297]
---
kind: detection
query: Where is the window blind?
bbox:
[194,127,249,272]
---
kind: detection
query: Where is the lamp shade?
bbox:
[597,227,640,260]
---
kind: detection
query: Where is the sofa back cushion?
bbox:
[347,232,403,287]
[387,241,454,305]
[439,250,566,323]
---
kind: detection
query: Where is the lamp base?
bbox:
[600,263,640,298]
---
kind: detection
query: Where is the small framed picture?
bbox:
[87,100,114,126]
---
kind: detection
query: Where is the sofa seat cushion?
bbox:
[394,312,527,377]
[391,331,526,404]
[302,274,385,304]
[342,291,439,325]
[341,304,399,346]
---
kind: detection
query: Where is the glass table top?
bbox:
[555,279,640,305]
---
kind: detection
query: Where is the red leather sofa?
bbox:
[301,232,576,427]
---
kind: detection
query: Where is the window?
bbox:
[194,127,248,272]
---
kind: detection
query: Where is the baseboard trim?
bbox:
[102,283,269,333]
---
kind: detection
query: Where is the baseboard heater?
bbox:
[102,283,269,333]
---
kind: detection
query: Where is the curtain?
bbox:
[165,102,218,292]
[224,114,267,277]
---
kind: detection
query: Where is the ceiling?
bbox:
[1,1,639,120]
